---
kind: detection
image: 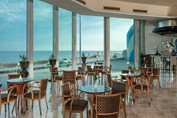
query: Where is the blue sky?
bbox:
[0,0,133,51]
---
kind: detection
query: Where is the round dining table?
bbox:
[79,85,112,94]
[7,78,32,112]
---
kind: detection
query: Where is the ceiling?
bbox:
[113,0,177,6]
[42,0,177,21]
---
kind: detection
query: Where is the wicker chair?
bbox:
[102,64,112,75]
[94,93,121,118]
[76,66,86,86]
[151,68,161,88]
[62,70,77,93]
[112,81,127,118]
[50,67,62,89]
[23,78,48,115]
[7,73,20,94]
[62,82,88,118]
[0,86,17,116]
[132,75,153,105]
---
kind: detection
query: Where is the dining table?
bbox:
[79,85,112,117]
[7,78,32,112]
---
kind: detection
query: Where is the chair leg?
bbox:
[32,100,34,109]
[23,99,27,113]
[4,104,6,113]
[14,100,18,116]
[86,105,88,118]
[45,97,48,109]
[69,112,72,118]
[80,112,83,118]
[123,97,127,118]
[63,109,66,118]
[158,79,161,88]
[8,103,10,113]
[38,100,42,115]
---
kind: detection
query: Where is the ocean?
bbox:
[0,51,122,63]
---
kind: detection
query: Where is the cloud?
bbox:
[0,0,26,21]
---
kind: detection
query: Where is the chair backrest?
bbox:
[141,68,152,77]
[50,67,58,73]
[112,81,127,94]
[8,73,20,79]
[61,82,71,102]
[96,93,121,117]
[153,68,160,76]
[78,66,86,75]
[104,64,112,73]
[40,78,48,97]
[62,70,76,84]
[87,65,93,73]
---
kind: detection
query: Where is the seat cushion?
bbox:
[1,93,17,103]
[76,75,82,80]
[24,90,41,99]
[65,99,88,111]
[55,75,62,80]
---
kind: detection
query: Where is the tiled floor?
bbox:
[1,70,177,118]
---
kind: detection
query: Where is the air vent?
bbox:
[133,9,147,13]
[75,0,86,5]
[104,6,120,11]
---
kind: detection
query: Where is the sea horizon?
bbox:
[0,50,123,63]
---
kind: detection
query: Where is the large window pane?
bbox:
[81,16,104,64]
[58,8,72,71]
[0,0,26,76]
[110,18,134,71]
[33,1,53,78]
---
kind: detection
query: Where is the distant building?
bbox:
[126,25,134,62]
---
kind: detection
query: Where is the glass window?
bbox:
[33,0,53,78]
[0,0,26,76]
[58,8,72,71]
[110,18,134,71]
[81,15,104,64]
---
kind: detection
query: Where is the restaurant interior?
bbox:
[1,0,177,118]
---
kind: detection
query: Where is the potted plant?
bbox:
[81,52,87,65]
[49,54,56,67]
[19,55,29,78]
[140,52,145,67]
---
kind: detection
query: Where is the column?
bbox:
[134,19,140,69]
[139,20,145,54]
[53,6,59,67]
[104,17,110,67]
[72,12,77,70]
[27,0,34,78]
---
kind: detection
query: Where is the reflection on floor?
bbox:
[1,70,177,118]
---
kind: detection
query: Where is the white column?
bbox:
[27,0,34,78]
[104,17,110,67]
[72,12,77,70]
[53,6,59,67]
[134,19,140,69]
[140,20,145,54]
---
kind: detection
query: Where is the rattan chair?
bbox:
[102,64,112,75]
[93,93,121,118]
[50,67,62,89]
[132,75,153,105]
[62,82,88,118]
[151,68,161,88]
[0,86,17,116]
[112,81,127,118]
[23,78,48,115]
[62,70,77,93]
[76,66,86,85]
[7,73,20,97]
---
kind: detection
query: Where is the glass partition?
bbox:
[110,18,134,71]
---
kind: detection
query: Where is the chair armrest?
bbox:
[23,86,35,99]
